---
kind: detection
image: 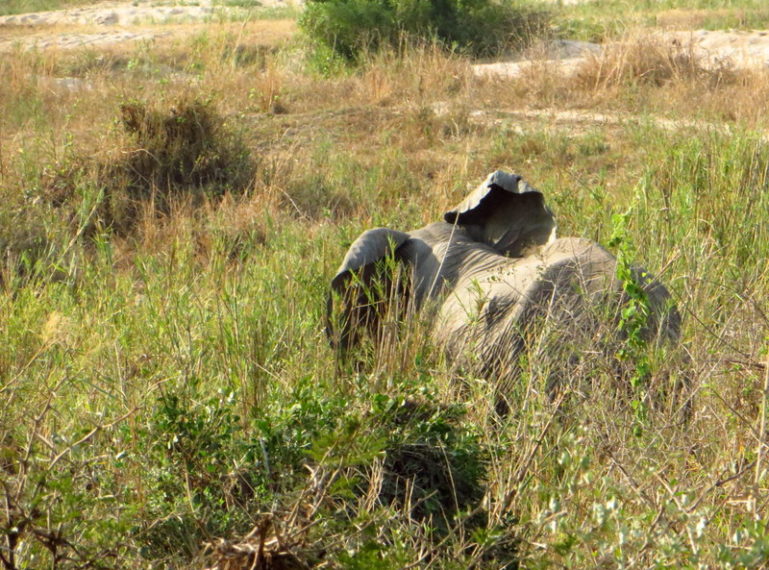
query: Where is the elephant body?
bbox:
[328,171,681,400]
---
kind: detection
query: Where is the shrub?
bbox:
[136,393,262,562]
[299,0,550,62]
[38,97,256,238]
[371,395,488,528]
[106,97,254,231]
[117,98,253,194]
[202,389,501,569]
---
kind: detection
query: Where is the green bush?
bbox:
[299,0,550,62]
[136,393,261,561]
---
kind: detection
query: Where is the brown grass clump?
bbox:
[117,96,253,196]
[39,96,256,237]
[204,513,322,570]
[574,34,736,93]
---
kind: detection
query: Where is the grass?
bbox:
[1,4,769,568]
[551,0,769,42]
[0,0,92,16]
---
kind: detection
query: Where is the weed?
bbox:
[608,206,653,421]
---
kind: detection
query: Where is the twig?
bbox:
[687,461,755,513]
[652,472,699,556]
[723,357,767,372]
[607,452,656,511]
[759,353,769,488]
[710,389,765,444]
[498,391,566,515]
[48,407,138,469]
[278,188,309,220]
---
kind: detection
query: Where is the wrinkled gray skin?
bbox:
[328,171,680,401]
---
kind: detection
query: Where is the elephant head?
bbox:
[442,170,557,257]
[327,171,682,405]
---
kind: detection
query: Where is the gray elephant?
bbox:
[327,171,682,408]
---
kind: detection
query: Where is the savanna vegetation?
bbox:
[0,0,89,16]
[1,0,768,567]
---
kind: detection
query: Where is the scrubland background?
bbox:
[1,0,769,567]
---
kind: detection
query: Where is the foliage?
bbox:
[2,11,769,569]
[136,392,260,561]
[299,0,550,62]
[369,393,488,526]
[0,0,91,16]
[608,206,653,419]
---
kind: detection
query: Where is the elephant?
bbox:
[327,171,683,410]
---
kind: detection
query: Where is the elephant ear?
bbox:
[443,170,557,257]
[328,228,411,353]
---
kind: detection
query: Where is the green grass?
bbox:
[0,0,303,19]
[0,0,92,16]
[551,0,769,41]
[210,3,303,22]
[2,11,769,568]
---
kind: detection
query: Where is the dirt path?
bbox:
[463,107,760,140]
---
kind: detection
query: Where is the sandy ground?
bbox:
[0,0,303,25]
[0,0,301,50]
[472,39,601,79]
[670,29,769,68]
[474,30,769,79]
[4,0,769,78]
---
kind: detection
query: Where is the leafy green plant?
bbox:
[608,206,653,421]
[370,393,488,527]
[299,0,550,63]
[137,392,261,561]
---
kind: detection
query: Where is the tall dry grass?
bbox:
[481,30,769,131]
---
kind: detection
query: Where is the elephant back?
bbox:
[404,222,510,307]
[539,237,680,345]
[431,236,681,388]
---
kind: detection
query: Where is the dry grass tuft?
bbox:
[117,96,253,195]
[574,34,737,92]
[204,513,320,570]
[35,96,256,237]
